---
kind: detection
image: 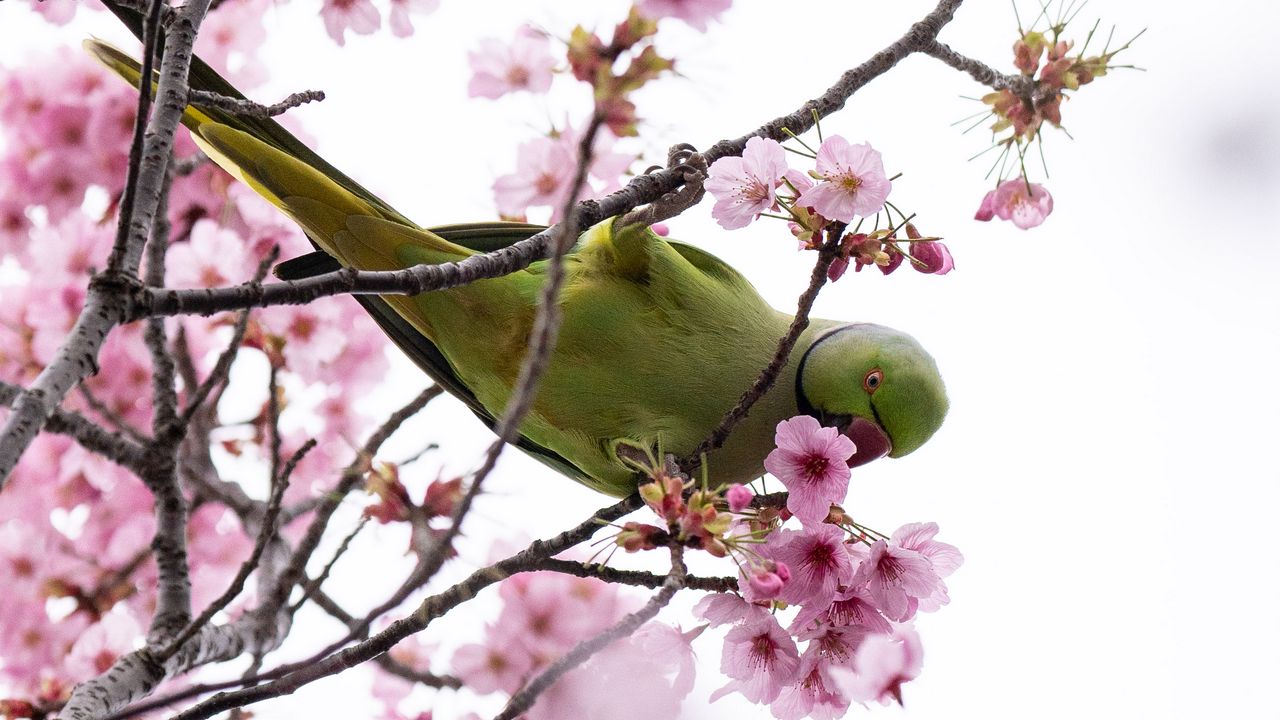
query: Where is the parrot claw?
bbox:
[620,145,707,227]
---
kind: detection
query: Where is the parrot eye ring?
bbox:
[863,368,884,392]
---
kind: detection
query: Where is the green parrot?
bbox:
[86,39,949,498]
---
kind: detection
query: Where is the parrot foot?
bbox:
[621,144,708,227]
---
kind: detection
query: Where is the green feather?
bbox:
[85,37,949,497]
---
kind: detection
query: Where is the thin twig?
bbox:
[533,557,734,593]
[189,88,326,117]
[495,544,687,720]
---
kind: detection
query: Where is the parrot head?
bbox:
[796,324,948,468]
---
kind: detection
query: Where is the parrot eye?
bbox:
[863,368,884,393]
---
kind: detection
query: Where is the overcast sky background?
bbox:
[3,1,1279,718]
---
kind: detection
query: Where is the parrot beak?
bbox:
[843,416,892,468]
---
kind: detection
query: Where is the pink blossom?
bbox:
[320,0,380,46]
[712,613,801,704]
[388,0,439,37]
[790,586,891,636]
[770,646,851,720]
[65,611,142,681]
[828,626,923,706]
[492,128,634,222]
[725,483,754,512]
[467,28,556,99]
[694,592,768,627]
[705,136,788,229]
[451,638,533,694]
[853,539,941,622]
[165,219,256,288]
[633,621,702,697]
[795,136,891,222]
[742,560,790,601]
[977,177,1054,228]
[764,415,855,526]
[892,522,962,612]
[767,525,856,608]
[635,0,733,31]
[911,241,955,275]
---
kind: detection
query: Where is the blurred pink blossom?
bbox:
[636,0,732,31]
[976,177,1054,228]
[468,27,556,99]
[320,0,380,46]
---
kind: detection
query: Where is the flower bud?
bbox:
[725,483,754,512]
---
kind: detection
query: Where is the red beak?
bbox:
[844,416,892,468]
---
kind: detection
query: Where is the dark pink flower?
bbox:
[768,525,856,607]
[725,483,754,512]
[911,241,954,275]
[705,136,788,229]
[770,645,852,720]
[712,613,801,704]
[764,415,855,526]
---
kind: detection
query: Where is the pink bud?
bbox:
[974,190,996,221]
[725,483,754,512]
[650,223,669,236]
[774,561,791,583]
[912,241,954,275]
[748,569,785,598]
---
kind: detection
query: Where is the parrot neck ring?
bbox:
[794,328,894,469]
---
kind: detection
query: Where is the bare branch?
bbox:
[534,557,734,593]
[189,88,326,117]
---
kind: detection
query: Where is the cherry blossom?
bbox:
[388,0,441,37]
[635,0,733,32]
[705,136,788,229]
[911,240,955,275]
[764,415,855,526]
[712,613,801,704]
[468,27,557,99]
[795,136,892,222]
[320,0,381,46]
[770,646,851,720]
[491,127,634,222]
[976,177,1055,228]
[767,525,857,607]
[828,626,924,706]
[725,483,754,512]
[852,539,941,622]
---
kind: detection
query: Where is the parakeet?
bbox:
[86,39,948,498]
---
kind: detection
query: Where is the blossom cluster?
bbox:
[612,415,961,718]
[705,135,955,280]
[470,2,734,222]
[0,17,396,709]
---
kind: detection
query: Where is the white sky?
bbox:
[3,1,1280,719]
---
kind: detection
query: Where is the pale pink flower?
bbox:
[467,28,556,99]
[892,522,962,612]
[492,128,633,222]
[633,621,702,697]
[828,626,923,706]
[764,415,855,526]
[65,611,142,681]
[452,638,533,694]
[694,592,767,627]
[165,219,255,288]
[705,136,788,229]
[725,483,754,512]
[320,0,380,46]
[635,0,732,31]
[767,525,856,608]
[795,136,891,222]
[388,0,440,37]
[853,540,940,622]
[712,613,801,704]
[978,177,1054,228]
